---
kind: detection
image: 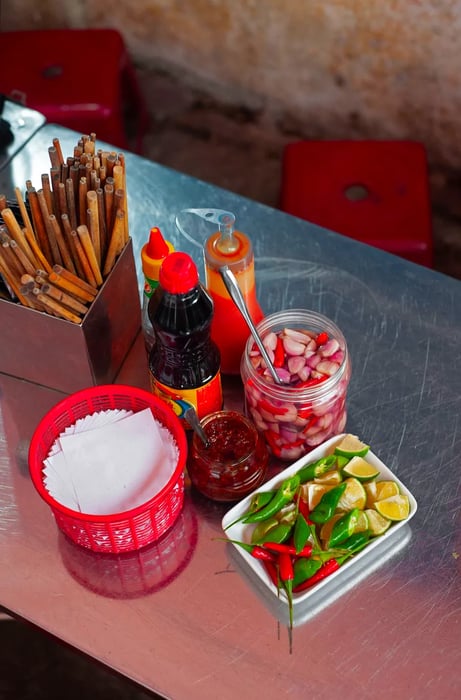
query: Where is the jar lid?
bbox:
[159,251,198,293]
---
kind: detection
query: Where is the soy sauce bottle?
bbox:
[148,251,223,426]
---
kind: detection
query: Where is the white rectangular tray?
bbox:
[222,433,418,609]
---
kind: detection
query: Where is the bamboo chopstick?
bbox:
[0,132,130,322]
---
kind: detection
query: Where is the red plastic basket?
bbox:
[28,385,188,554]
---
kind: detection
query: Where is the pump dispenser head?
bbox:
[215,213,239,255]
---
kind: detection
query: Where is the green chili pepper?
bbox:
[248,490,276,514]
[254,521,293,546]
[328,508,361,547]
[250,516,279,545]
[339,530,371,552]
[242,474,300,523]
[297,455,337,484]
[293,513,310,554]
[277,505,298,525]
[309,482,347,524]
[335,454,350,470]
[292,557,323,588]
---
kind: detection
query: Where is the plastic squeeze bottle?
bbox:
[203,211,264,375]
[148,251,223,426]
[141,226,174,353]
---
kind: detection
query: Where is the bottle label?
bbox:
[143,274,158,300]
[150,372,223,426]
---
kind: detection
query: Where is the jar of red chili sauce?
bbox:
[187,410,269,501]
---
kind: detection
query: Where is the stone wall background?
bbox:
[2,0,461,278]
[2,0,461,172]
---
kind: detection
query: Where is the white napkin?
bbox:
[43,408,179,515]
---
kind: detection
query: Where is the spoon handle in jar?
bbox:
[219,265,283,385]
[184,406,210,448]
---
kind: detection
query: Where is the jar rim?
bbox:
[192,410,259,466]
[242,308,350,399]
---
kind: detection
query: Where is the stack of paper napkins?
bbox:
[43,408,179,514]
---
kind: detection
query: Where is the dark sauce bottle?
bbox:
[148,251,223,426]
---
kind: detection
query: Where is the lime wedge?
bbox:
[364,508,392,535]
[314,469,343,485]
[353,510,369,533]
[374,494,410,522]
[364,481,378,507]
[342,456,380,482]
[301,483,333,511]
[336,477,367,511]
[319,513,342,546]
[334,434,370,458]
[375,480,400,500]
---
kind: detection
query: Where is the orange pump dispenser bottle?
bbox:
[203,211,264,375]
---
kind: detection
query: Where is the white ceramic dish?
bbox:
[222,433,418,607]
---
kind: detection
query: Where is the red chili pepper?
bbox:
[262,541,313,557]
[292,558,340,593]
[278,551,294,582]
[273,337,285,367]
[297,377,328,389]
[263,559,280,588]
[251,546,276,562]
[297,405,313,419]
[264,430,283,457]
[224,539,276,562]
[278,436,306,450]
[259,398,288,415]
[316,331,329,346]
[297,496,312,523]
[304,415,319,431]
[279,552,295,634]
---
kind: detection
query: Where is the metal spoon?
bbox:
[184,405,210,448]
[219,265,283,385]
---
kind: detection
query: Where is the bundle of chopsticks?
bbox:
[0,133,128,324]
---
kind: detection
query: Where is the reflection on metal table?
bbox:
[0,120,460,700]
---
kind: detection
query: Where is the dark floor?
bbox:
[0,615,159,700]
[2,67,461,700]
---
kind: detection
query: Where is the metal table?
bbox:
[1,121,460,700]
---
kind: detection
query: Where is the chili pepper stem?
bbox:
[285,579,294,632]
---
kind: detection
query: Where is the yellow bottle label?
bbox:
[150,372,223,426]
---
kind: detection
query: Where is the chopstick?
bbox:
[0,133,130,322]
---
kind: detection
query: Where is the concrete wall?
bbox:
[2,0,461,170]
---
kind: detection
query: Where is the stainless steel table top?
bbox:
[1,123,460,700]
[0,98,46,187]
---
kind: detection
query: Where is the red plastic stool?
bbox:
[0,28,149,153]
[280,140,433,267]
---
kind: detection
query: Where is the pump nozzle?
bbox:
[216,212,239,254]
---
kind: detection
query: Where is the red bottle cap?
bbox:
[146,226,170,259]
[159,251,199,293]
[141,227,175,281]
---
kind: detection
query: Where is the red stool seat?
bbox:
[280,140,433,267]
[0,28,149,153]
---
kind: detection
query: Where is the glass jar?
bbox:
[240,309,352,461]
[187,410,269,501]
